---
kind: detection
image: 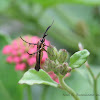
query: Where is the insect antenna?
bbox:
[20,36,37,45]
[43,20,54,38]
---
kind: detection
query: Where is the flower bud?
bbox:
[47,45,58,61]
[54,65,64,75]
[62,63,71,75]
[67,67,72,72]
[57,49,68,63]
[58,63,71,76]
[53,62,72,76]
[43,59,57,72]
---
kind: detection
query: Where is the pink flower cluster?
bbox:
[2,36,49,71]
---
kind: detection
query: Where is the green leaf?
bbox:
[69,49,90,68]
[19,69,58,87]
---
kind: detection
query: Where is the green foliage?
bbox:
[69,49,90,68]
[0,0,11,12]
[0,81,13,100]
[0,34,11,50]
[0,34,23,100]
[0,51,24,100]
[19,69,58,87]
[18,0,100,7]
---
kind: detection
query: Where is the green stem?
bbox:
[27,85,32,100]
[85,62,98,100]
[58,75,80,100]
[96,72,100,79]
[85,62,94,78]
[41,86,49,100]
[94,78,98,100]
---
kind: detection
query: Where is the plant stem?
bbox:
[79,44,99,100]
[27,85,32,100]
[58,75,80,100]
[94,78,98,100]
[96,72,100,79]
[85,61,98,100]
[41,86,49,100]
[85,62,94,78]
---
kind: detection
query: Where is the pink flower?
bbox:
[48,71,71,83]
[27,57,36,66]
[15,63,26,71]
[21,53,29,61]
[12,40,19,50]
[44,39,50,49]
[31,36,40,44]
[12,50,18,56]
[17,49,25,55]
[28,48,36,54]
[12,40,18,45]
[54,78,59,83]
[65,73,70,78]
[2,45,12,54]
[13,56,21,63]
[6,56,13,63]
[42,51,48,63]
[45,39,50,45]
[48,71,59,83]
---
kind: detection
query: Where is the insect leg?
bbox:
[43,48,53,56]
[44,44,50,47]
[27,48,42,55]
[20,36,37,45]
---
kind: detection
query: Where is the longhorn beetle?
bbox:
[20,21,54,71]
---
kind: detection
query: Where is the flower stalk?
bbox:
[58,74,80,100]
[79,43,100,100]
[85,62,99,100]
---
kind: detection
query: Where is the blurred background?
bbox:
[0,0,100,100]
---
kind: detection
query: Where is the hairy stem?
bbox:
[58,75,80,100]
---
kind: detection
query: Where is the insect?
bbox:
[20,21,54,71]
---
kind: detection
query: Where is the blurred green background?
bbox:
[0,0,100,100]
